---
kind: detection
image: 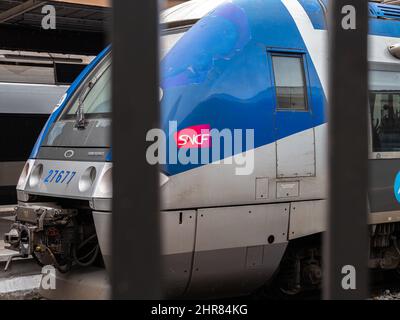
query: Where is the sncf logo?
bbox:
[174,124,211,149]
[146,121,255,175]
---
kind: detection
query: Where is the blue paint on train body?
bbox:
[29,0,400,177]
[160,0,326,176]
[298,0,327,29]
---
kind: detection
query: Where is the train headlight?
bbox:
[29,163,43,188]
[98,167,112,196]
[92,166,112,199]
[78,166,97,192]
[17,160,34,190]
[91,165,112,211]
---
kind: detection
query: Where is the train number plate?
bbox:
[43,169,77,185]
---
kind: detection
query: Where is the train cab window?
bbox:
[271,55,308,111]
[62,57,111,120]
[370,70,400,152]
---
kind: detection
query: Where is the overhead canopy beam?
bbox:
[50,0,109,7]
[0,0,45,23]
[384,0,400,4]
[50,0,189,8]
[0,0,111,25]
[0,0,187,25]
[0,24,105,54]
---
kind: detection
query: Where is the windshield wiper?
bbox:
[75,77,97,130]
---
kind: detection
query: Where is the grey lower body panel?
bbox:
[162,252,193,297]
[76,246,286,299]
[185,244,287,298]
[95,250,194,298]
[93,206,288,298]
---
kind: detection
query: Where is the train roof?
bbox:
[161,0,225,26]
[162,0,400,38]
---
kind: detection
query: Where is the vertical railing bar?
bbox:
[324,0,369,299]
[111,0,161,299]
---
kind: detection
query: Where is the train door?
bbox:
[268,50,316,181]
[368,67,400,215]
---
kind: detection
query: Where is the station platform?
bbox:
[40,267,110,300]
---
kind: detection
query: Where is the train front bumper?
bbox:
[16,159,112,208]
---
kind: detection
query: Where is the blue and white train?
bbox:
[5,0,400,298]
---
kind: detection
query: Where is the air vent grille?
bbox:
[370,3,400,20]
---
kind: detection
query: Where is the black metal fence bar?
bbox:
[324,0,369,299]
[111,0,161,299]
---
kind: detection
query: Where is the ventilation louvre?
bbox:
[370,3,400,20]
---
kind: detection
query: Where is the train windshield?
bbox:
[40,28,186,150]
[370,70,400,153]
[41,54,111,148]
[62,57,111,120]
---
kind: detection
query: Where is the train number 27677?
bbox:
[43,169,76,184]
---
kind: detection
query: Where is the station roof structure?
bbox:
[0,0,398,33]
[0,0,188,54]
[0,0,397,55]
[381,0,400,4]
[0,0,110,32]
[0,0,186,29]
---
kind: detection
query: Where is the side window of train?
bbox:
[271,53,308,111]
[369,69,400,153]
